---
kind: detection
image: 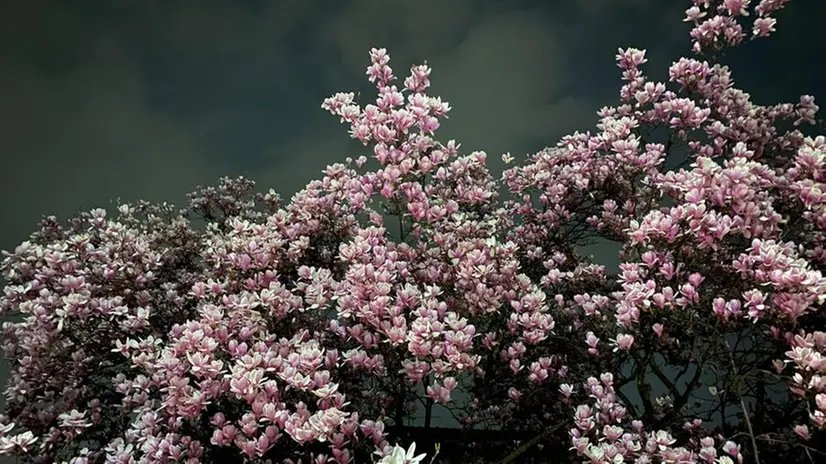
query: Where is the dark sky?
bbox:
[1,0,823,256]
[0,0,823,453]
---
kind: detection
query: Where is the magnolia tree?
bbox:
[1,0,825,462]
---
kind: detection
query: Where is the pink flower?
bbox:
[611,334,635,352]
[652,323,665,338]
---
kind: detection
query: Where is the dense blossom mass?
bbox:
[1,0,825,462]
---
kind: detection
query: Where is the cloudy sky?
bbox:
[0,0,824,444]
[1,0,823,256]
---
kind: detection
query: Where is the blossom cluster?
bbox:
[0,0,824,463]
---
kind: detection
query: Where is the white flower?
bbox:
[377,443,426,464]
[654,394,674,409]
[586,444,605,460]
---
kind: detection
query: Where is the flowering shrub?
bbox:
[1,0,825,462]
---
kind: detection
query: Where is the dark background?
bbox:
[0,0,823,459]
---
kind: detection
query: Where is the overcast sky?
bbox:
[1,0,823,256]
[0,0,824,450]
